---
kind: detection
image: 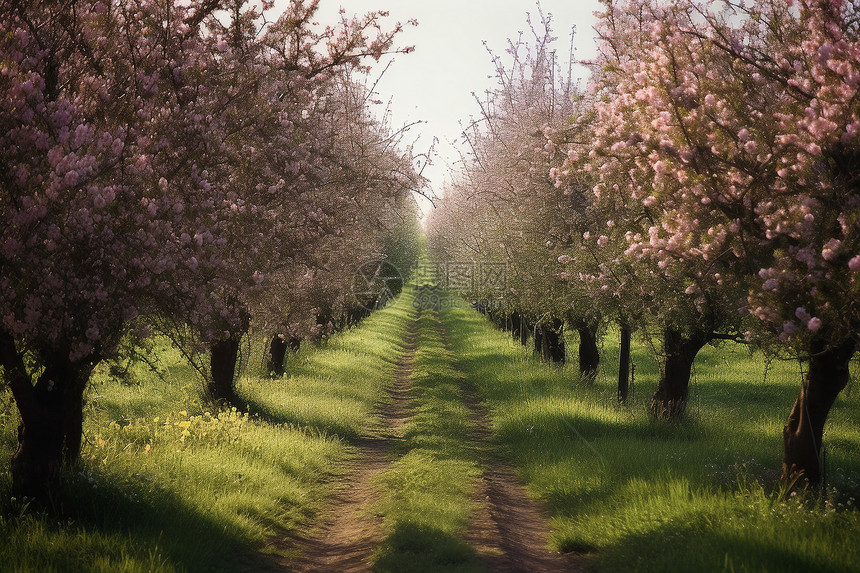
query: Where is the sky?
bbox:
[311,1,604,208]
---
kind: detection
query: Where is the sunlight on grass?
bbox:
[0,292,415,572]
[442,300,860,573]
[372,309,482,573]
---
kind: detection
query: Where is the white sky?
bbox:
[310,1,604,208]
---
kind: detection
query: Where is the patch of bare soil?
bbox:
[281,320,418,573]
[439,324,589,573]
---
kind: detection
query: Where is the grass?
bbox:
[441,300,860,573]
[372,308,483,573]
[2,281,859,572]
[0,290,415,572]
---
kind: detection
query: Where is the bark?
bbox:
[490,308,504,330]
[208,336,240,404]
[314,313,332,340]
[549,319,566,363]
[1,333,93,499]
[535,319,565,363]
[60,364,89,464]
[617,324,632,402]
[577,323,601,381]
[510,312,522,342]
[782,338,856,486]
[519,316,530,347]
[348,306,370,326]
[650,327,710,419]
[268,335,301,376]
[268,335,288,377]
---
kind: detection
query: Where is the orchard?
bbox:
[429,0,860,487]
[1,1,859,571]
[0,0,420,498]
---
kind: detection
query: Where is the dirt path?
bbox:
[462,396,587,573]
[258,312,585,573]
[435,321,588,573]
[284,319,418,573]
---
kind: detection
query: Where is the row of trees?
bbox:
[427,0,859,486]
[0,0,421,498]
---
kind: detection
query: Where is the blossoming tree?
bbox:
[0,0,417,497]
[552,0,859,484]
[427,12,594,368]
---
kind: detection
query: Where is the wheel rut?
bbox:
[271,310,587,573]
[434,319,589,573]
[284,318,418,573]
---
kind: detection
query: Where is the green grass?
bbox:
[3,282,859,572]
[372,308,482,573]
[0,291,415,572]
[237,306,412,441]
[441,301,860,573]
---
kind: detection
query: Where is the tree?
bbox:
[0,0,243,498]
[555,0,859,483]
[427,10,595,368]
[0,0,417,497]
[148,1,420,402]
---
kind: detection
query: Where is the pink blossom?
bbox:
[821,238,841,261]
[807,317,822,332]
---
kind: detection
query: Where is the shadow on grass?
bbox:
[594,513,851,573]
[373,522,480,573]
[0,469,264,572]
[232,391,365,443]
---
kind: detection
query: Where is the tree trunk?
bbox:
[510,312,522,341]
[548,318,566,363]
[618,324,631,401]
[535,319,565,363]
[782,338,856,486]
[577,323,600,381]
[520,316,530,347]
[208,336,240,404]
[348,306,370,326]
[650,327,710,419]
[1,338,93,500]
[491,309,505,331]
[268,335,288,377]
[60,365,88,464]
